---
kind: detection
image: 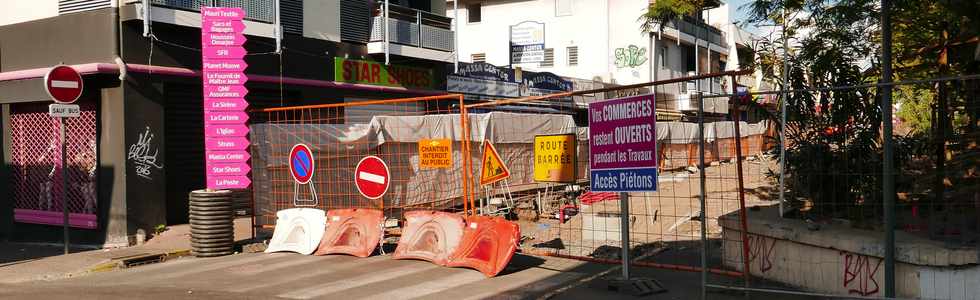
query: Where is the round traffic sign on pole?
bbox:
[289,144,315,184]
[44,65,84,104]
[354,156,390,200]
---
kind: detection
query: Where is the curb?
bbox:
[86,249,193,274]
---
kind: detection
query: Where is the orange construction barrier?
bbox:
[446,215,520,277]
[313,208,384,258]
[392,210,464,266]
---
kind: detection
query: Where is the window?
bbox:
[567,46,578,66]
[467,3,482,23]
[541,48,555,67]
[555,0,572,16]
[683,44,696,73]
[471,53,486,63]
[660,46,668,69]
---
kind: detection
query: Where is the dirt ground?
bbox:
[517,155,781,261]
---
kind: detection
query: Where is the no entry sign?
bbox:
[289,144,315,184]
[354,156,390,200]
[44,65,83,104]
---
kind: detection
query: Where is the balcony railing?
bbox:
[150,0,274,23]
[665,16,726,48]
[370,4,454,52]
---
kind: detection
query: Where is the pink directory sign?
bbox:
[202,6,250,190]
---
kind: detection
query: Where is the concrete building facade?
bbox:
[0,0,454,246]
[448,0,760,113]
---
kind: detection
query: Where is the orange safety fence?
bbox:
[248,94,479,232]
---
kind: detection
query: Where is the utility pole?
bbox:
[880,0,896,297]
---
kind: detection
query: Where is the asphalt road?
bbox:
[0,250,820,299]
[0,252,592,300]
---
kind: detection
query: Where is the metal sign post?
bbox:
[588,94,665,296]
[49,104,80,255]
[44,65,83,255]
[619,191,631,280]
[60,116,68,254]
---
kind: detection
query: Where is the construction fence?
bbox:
[246,71,980,299]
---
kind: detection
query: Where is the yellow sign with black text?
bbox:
[480,141,510,185]
[533,134,576,183]
[419,139,452,169]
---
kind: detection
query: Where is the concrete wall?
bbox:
[720,207,980,299]
[0,0,59,27]
[0,8,117,72]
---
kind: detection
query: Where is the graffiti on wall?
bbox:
[614,45,648,68]
[841,251,882,296]
[128,126,164,180]
[747,234,777,273]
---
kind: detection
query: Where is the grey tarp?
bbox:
[250,112,585,216]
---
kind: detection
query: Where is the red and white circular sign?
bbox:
[354,156,390,200]
[289,144,315,184]
[44,65,84,104]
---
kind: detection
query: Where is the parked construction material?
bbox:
[265,208,326,255]
[313,208,384,258]
[189,189,235,257]
[392,211,465,266]
[446,215,520,277]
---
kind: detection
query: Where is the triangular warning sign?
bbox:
[480,141,510,185]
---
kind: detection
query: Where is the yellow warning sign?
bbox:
[419,139,452,169]
[480,141,510,185]
[534,134,576,183]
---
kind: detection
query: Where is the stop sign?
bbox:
[44,65,83,104]
[354,156,390,200]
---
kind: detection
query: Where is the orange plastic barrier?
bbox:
[313,208,384,258]
[392,210,465,266]
[446,215,520,277]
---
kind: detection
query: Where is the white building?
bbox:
[448,0,759,112]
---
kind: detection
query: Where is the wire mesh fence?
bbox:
[244,70,979,299]
[249,94,472,233]
[709,76,980,299]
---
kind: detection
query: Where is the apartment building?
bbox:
[0,0,454,245]
[448,0,760,114]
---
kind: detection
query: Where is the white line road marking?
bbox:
[120,253,286,285]
[233,256,389,292]
[373,270,486,300]
[50,80,79,89]
[358,171,386,184]
[277,262,440,299]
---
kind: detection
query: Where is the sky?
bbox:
[728,0,765,34]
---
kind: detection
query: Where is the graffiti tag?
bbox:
[128,126,163,180]
[841,251,882,296]
[614,45,648,68]
[747,234,777,273]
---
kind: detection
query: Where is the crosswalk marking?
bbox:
[277,261,440,299]
[232,255,391,293]
[119,253,287,285]
[232,255,338,276]
[371,269,486,300]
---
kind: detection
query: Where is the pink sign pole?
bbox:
[202,6,250,190]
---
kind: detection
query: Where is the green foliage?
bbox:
[895,86,933,134]
[155,224,167,235]
[639,0,723,33]
[744,0,978,220]
[745,0,889,219]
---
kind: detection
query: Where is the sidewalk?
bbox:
[0,217,254,284]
